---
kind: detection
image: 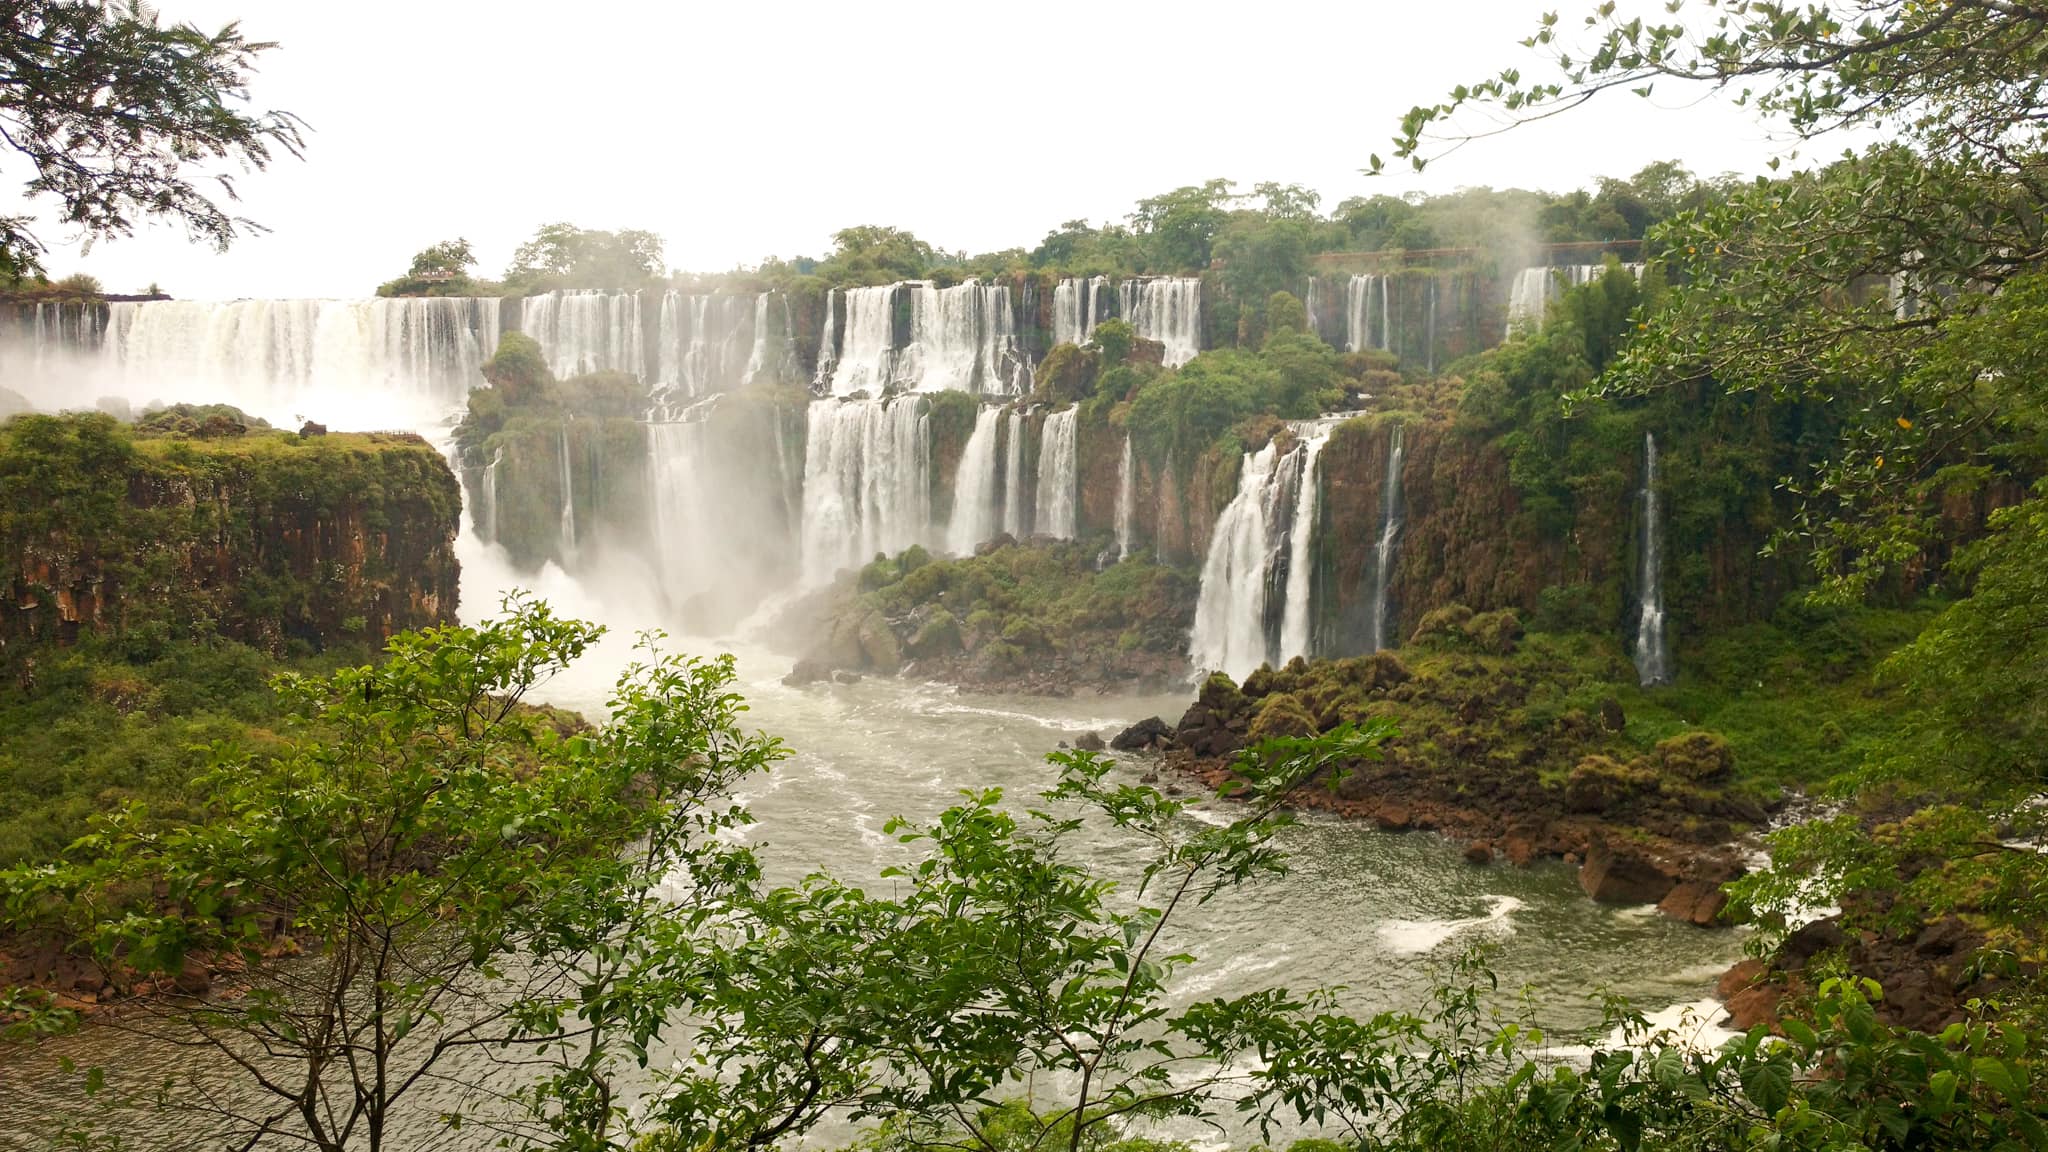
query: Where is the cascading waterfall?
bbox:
[1189,442,1292,680]
[656,292,791,402]
[92,297,499,426]
[1113,435,1135,561]
[821,282,1028,396]
[1345,274,1391,353]
[557,421,577,554]
[1032,408,1079,539]
[1276,422,1335,664]
[1051,276,1110,347]
[799,397,931,585]
[1633,432,1673,686]
[945,405,1005,555]
[1002,410,1028,538]
[1505,263,1647,336]
[905,281,1029,394]
[1366,423,1407,652]
[1302,278,1321,340]
[1118,277,1202,367]
[522,290,643,380]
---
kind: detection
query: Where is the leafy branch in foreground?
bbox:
[0,594,781,1152]
[0,1,306,281]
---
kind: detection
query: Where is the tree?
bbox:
[1388,3,2048,591]
[0,2,303,282]
[1,597,779,1152]
[1130,180,1239,272]
[816,225,937,286]
[623,722,1402,1151]
[506,223,666,293]
[407,237,474,280]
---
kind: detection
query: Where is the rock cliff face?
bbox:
[1,414,460,654]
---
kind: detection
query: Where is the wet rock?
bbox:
[1657,880,1729,927]
[1374,803,1412,832]
[1111,716,1173,752]
[1464,841,1494,866]
[831,670,863,685]
[1501,835,1537,867]
[1577,834,1680,905]
[781,658,829,687]
[1074,731,1106,752]
[174,956,212,996]
[1779,918,1846,970]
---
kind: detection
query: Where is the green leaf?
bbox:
[1741,1058,1792,1115]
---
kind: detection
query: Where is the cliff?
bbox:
[1,412,461,655]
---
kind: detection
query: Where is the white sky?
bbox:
[36,0,1814,300]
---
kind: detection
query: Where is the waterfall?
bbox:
[1113,435,1135,561]
[822,281,1028,397]
[744,292,798,386]
[1302,278,1321,340]
[1118,277,1202,367]
[1002,410,1028,538]
[480,448,504,543]
[1052,276,1110,347]
[657,292,788,400]
[1033,407,1079,539]
[821,285,899,396]
[1345,274,1391,353]
[1189,442,1290,680]
[904,281,1029,395]
[945,405,1005,555]
[1633,432,1673,686]
[1505,263,1648,337]
[1424,278,1438,375]
[521,290,643,380]
[799,397,931,585]
[1366,423,1407,652]
[1275,422,1335,663]
[557,421,577,554]
[90,297,499,427]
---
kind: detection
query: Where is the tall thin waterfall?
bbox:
[1633,432,1673,686]
[1276,422,1335,663]
[1118,278,1202,367]
[91,297,500,427]
[1189,442,1290,679]
[1505,263,1647,336]
[557,421,577,554]
[1032,408,1080,539]
[1188,424,1332,678]
[799,397,931,585]
[1365,423,1407,652]
[1113,435,1135,561]
[1002,410,1028,538]
[1345,274,1391,353]
[945,405,1005,555]
[522,290,643,380]
[1302,278,1321,340]
[480,448,504,543]
[821,286,898,395]
[1052,276,1110,347]
[647,414,714,598]
[656,291,791,401]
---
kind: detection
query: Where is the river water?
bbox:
[0,435,1745,1151]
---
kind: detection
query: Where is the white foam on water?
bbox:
[1378,895,1523,955]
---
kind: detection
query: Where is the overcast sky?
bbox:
[37,1,1812,300]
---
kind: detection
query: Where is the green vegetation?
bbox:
[0,2,302,283]
[806,540,1197,689]
[376,237,489,297]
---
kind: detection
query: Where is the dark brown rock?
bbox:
[174,956,212,996]
[1464,841,1494,866]
[1112,716,1173,751]
[1074,731,1106,752]
[1577,834,1680,905]
[1657,879,1729,926]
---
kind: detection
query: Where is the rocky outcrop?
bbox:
[1,413,460,654]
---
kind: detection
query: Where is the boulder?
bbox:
[1778,918,1846,970]
[174,956,212,996]
[1657,879,1729,926]
[1074,730,1106,752]
[831,670,863,685]
[1111,716,1173,751]
[856,610,902,674]
[1577,834,1680,905]
[781,658,830,687]
[1563,755,1657,815]
[1464,841,1494,866]
[1654,731,1735,782]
